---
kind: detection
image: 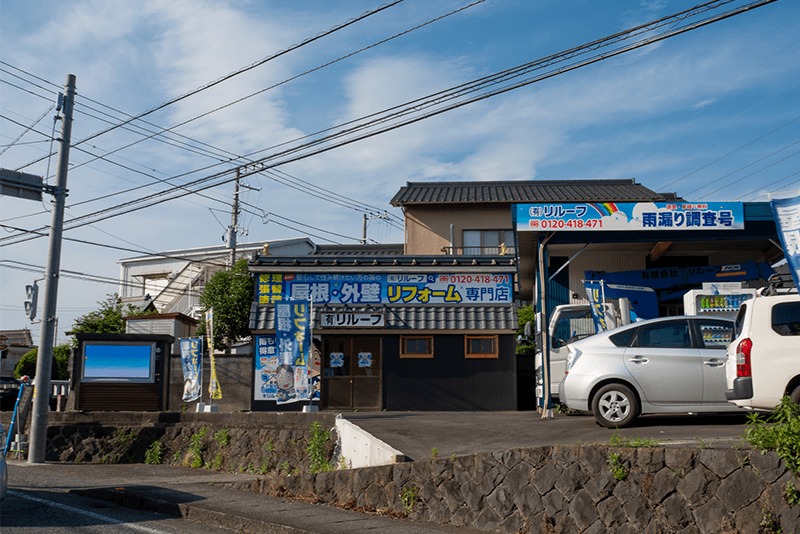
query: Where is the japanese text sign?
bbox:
[516,202,744,232]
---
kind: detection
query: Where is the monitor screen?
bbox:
[82,342,155,382]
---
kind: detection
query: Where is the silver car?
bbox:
[559,315,737,428]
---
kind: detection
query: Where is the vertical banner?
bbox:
[584,280,608,332]
[771,195,800,289]
[206,308,222,400]
[275,300,311,404]
[179,337,203,402]
[254,335,278,401]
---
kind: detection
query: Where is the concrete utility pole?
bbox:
[227,168,240,267]
[29,74,75,464]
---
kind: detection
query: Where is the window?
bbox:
[400,336,433,358]
[463,230,515,255]
[631,320,691,349]
[465,335,498,359]
[772,302,800,336]
[696,318,734,349]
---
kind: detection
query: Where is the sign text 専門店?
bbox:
[515,202,744,232]
[256,273,513,305]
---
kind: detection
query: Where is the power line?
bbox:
[0,0,774,247]
[9,1,406,172]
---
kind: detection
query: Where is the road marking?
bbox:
[8,489,172,533]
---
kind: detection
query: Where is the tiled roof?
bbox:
[250,303,517,332]
[250,254,516,270]
[390,179,679,205]
[313,244,404,257]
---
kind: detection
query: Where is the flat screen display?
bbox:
[82,342,155,382]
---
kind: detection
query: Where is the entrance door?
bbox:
[321,336,382,410]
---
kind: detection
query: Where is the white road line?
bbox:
[8,489,172,533]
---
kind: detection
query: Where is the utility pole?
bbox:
[361,213,367,245]
[227,168,240,267]
[29,74,75,464]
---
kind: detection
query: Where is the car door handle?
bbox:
[628,357,648,364]
[704,359,725,367]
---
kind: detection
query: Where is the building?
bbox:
[118,238,316,318]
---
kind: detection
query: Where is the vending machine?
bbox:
[683,282,758,320]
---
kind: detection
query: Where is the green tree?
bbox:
[14,343,71,380]
[197,258,254,348]
[70,293,139,337]
[516,305,536,357]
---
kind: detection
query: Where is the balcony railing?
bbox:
[440,245,516,256]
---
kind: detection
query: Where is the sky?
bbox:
[1,0,799,346]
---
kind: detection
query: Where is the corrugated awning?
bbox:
[249,303,518,332]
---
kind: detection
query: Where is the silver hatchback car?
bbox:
[559,315,737,428]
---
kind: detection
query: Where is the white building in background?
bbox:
[118,238,316,319]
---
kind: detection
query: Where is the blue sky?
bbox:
[1,0,798,344]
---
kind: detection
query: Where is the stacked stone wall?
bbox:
[27,412,800,533]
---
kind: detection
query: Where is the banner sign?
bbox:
[584,280,608,332]
[206,308,221,400]
[274,300,311,404]
[515,202,744,232]
[179,337,203,402]
[771,195,800,289]
[257,273,513,305]
[320,312,384,328]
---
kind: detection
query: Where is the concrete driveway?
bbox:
[340,410,751,461]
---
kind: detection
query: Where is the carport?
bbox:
[513,200,781,411]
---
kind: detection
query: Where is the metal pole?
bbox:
[29,74,75,464]
[228,168,240,267]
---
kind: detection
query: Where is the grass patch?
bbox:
[609,430,661,448]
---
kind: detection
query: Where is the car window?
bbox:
[631,320,691,348]
[772,302,800,336]
[733,303,747,338]
[695,318,734,349]
[609,326,637,348]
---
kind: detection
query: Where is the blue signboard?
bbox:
[257,273,513,305]
[771,195,800,289]
[515,202,744,232]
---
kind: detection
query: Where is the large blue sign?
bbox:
[257,273,513,305]
[515,202,744,232]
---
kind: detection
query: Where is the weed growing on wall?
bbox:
[307,421,334,473]
[607,452,628,481]
[609,430,660,448]
[213,429,230,447]
[187,426,208,469]
[745,396,800,476]
[744,396,800,506]
[400,485,420,514]
[144,441,164,465]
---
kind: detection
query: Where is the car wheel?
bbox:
[592,383,639,428]
[790,385,800,406]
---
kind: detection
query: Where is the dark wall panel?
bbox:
[383,334,517,411]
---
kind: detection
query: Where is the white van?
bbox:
[725,289,800,410]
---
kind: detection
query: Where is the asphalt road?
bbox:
[340,410,753,460]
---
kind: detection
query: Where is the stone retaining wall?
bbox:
[25,412,800,533]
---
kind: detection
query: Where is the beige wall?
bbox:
[403,204,514,255]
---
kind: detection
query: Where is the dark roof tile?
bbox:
[390,179,679,206]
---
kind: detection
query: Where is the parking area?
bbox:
[340,410,751,461]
